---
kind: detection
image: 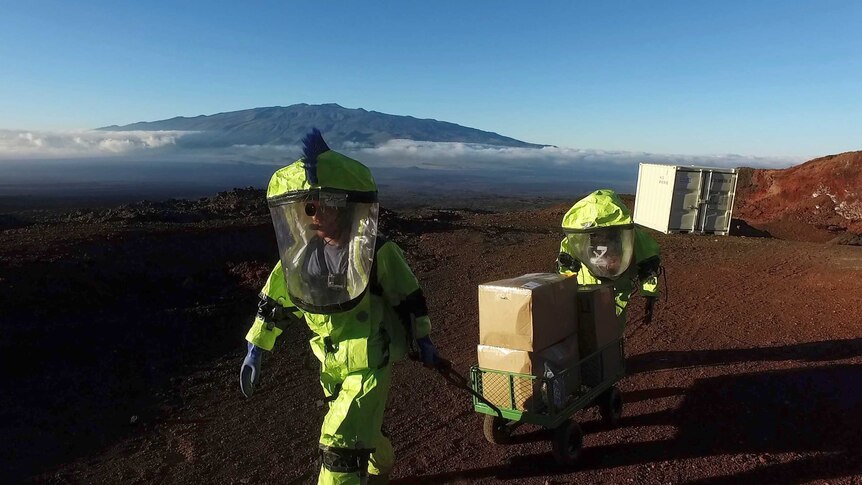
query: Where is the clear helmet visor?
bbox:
[269,190,378,313]
[565,226,634,279]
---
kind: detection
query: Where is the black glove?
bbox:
[556,252,580,273]
[638,257,662,281]
[644,297,657,325]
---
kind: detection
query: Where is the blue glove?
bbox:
[416,336,440,367]
[240,342,263,398]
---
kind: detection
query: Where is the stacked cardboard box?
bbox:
[477,273,581,411]
[478,334,580,410]
[576,284,625,387]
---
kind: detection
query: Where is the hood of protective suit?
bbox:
[561,189,634,280]
[266,153,378,199]
[267,129,379,314]
[561,189,632,231]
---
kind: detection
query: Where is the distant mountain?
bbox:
[98,103,546,149]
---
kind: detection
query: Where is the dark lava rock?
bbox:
[827,233,862,246]
[0,214,30,230]
[729,218,772,238]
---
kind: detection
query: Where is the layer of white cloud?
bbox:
[0,129,803,170]
[356,139,801,170]
[0,129,188,159]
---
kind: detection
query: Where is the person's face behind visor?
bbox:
[305,200,348,243]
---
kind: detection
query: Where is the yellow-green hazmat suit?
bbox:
[246,131,430,484]
[557,189,661,320]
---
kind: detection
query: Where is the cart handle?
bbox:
[410,353,503,418]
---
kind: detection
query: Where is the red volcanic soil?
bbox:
[2,191,862,484]
[735,151,862,242]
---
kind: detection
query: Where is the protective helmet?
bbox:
[561,189,634,280]
[267,129,378,313]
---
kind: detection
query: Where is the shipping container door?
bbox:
[699,171,736,234]
[634,163,676,233]
[668,169,702,232]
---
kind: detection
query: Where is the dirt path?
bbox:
[17,206,862,484]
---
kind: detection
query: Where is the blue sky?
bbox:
[1,1,860,158]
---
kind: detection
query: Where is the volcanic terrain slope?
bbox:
[1,190,861,484]
[735,151,862,243]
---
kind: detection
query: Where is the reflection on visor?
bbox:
[590,245,610,267]
[589,243,623,274]
[304,192,348,218]
[319,191,348,208]
[565,226,634,280]
[593,245,608,259]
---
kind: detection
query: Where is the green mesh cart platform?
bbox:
[471,338,625,465]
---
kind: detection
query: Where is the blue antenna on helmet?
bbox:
[301,128,330,184]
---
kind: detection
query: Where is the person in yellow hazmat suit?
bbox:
[239,129,439,485]
[556,189,661,324]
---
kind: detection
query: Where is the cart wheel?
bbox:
[599,386,623,428]
[483,415,512,445]
[551,419,583,465]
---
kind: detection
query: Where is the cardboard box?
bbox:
[479,273,579,351]
[477,333,579,376]
[478,333,582,410]
[577,284,625,387]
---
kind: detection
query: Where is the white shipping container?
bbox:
[633,163,739,235]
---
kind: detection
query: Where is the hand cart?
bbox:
[470,337,625,464]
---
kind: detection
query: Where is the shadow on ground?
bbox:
[0,224,276,483]
[627,338,862,374]
[395,342,862,484]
